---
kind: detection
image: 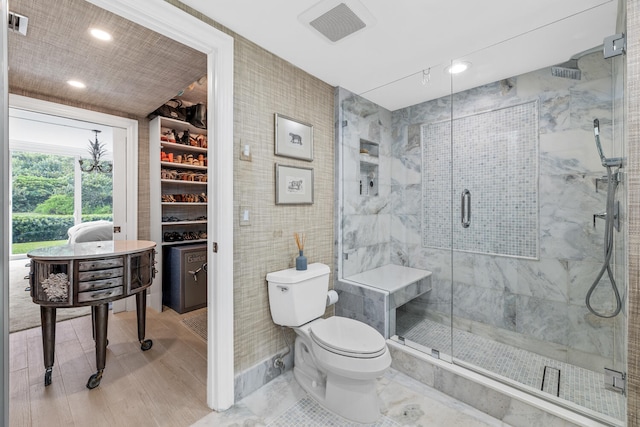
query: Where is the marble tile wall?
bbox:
[337,88,393,279]
[333,279,388,337]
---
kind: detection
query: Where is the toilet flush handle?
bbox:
[277,285,289,292]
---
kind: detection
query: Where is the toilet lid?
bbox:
[310,317,387,359]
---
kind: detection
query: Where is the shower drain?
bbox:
[541,366,561,397]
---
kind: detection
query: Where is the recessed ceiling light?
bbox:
[446,61,472,74]
[67,80,86,89]
[89,28,112,41]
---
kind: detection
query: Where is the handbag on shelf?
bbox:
[148,98,187,122]
[187,103,207,129]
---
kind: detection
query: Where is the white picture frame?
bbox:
[275,113,313,161]
[275,164,314,205]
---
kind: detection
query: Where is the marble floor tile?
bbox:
[396,313,625,421]
[192,369,511,427]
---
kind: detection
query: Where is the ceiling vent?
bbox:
[8,11,28,36]
[300,0,375,44]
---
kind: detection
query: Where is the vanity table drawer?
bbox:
[78,277,124,292]
[77,286,124,303]
[78,258,124,271]
[78,267,123,282]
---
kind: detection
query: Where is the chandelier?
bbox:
[79,130,113,173]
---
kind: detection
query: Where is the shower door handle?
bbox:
[461,189,471,228]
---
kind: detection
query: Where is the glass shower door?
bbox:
[371,65,457,360]
[449,27,627,422]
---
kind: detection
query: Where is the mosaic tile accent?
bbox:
[267,397,399,427]
[420,120,451,250]
[421,101,539,259]
[396,313,625,421]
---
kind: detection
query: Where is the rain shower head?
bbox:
[551,59,582,80]
[550,45,604,80]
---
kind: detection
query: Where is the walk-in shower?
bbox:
[336,23,626,427]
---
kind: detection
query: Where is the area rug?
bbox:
[181,311,207,341]
[10,259,90,333]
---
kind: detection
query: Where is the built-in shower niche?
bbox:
[359,139,379,197]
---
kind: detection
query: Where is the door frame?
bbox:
[84,0,235,411]
[0,0,236,417]
[1,1,9,424]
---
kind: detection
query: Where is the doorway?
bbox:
[0,0,235,418]
[7,102,135,332]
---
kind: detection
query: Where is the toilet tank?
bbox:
[266,263,330,327]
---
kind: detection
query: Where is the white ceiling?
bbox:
[8,0,207,118]
[179,0,619,111]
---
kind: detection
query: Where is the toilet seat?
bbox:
[309,317,387,359]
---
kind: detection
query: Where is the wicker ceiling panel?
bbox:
[8,0,207,117]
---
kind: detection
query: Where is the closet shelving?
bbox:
[150,116,208,247]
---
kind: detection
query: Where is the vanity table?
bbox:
[28,240,157,389]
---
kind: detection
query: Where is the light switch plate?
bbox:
[239,206,251,226]
[240,143,252,162]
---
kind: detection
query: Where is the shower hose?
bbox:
[585,165,622,318]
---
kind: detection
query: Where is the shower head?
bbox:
[550,45,604,80]
[551,59,581,80]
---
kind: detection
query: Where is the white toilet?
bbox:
[266,263,391,424]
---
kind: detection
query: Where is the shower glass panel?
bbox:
[335,86,453,359]
[448,24,626,424]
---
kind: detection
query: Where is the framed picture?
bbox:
[275,113,313,161]
[275,164,314,205]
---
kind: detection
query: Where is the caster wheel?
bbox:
[140,339,153,351]
[86,372,103,389]
[44,369,52,387]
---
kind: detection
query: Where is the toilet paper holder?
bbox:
[326,290,339,307]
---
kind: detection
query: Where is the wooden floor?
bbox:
[9,307,210,427]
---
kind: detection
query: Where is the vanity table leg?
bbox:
[40,306,56,386]
[86,303,108,389]
[136,291,153,351]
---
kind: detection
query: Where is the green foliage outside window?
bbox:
[11,152,113,246]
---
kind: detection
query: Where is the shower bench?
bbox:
[337,264,432,338]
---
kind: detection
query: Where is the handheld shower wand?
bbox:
[593,119,605,164]
[586,118,622,318]
[593,119,623,167]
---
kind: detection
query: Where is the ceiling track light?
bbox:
[422,68,431,85]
